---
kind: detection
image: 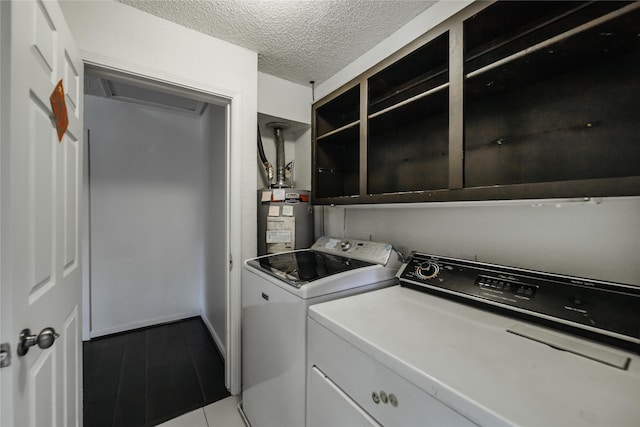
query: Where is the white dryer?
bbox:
[240,236,402,427]
[306,252,640,427]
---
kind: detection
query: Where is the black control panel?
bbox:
[398,253,640,351]
[476,275,538,300]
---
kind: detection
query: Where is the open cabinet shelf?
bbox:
[368,32,449,116]
[311,0,640,205]
[314,123,360,198]
[315,85,360,138]
[464,1,640,188]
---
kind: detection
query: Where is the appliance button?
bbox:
[389,393,398,407]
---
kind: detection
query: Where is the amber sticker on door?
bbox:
[50,80,68,142]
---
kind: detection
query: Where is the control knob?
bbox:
[415,261,439,280]
[340,240,352,251]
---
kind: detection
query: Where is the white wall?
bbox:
[322,198,640,285]
[60,0,257,392]
[85,96,222,336]
[258,72,312,125]
[293,128,312,190]
[312,0,640,286]
[257,72,312,190]
[59,0,256,260]
[202,103,228,351]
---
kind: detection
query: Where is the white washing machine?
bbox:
[240,236,402,427]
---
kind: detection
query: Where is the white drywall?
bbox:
[321,197,640,285]
[59,0,256,260]
[60,0,257,392]
[258,72,312,125]
[85,95,224,336]
[202,103,228,352]
[293,127,312,190]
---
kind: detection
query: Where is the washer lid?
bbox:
[246,250,373,288]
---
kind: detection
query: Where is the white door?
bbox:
[0,0,83,426]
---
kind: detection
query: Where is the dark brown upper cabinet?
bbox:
[311,1,640,205]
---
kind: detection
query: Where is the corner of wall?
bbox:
[200,311,226,361]
[258,72,312,125]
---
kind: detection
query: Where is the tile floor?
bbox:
[83,317,230,426]
[158,395,245,427]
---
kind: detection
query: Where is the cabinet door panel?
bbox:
[307,367,381,427]
[308,319,478,427]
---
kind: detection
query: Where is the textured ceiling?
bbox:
[118,0,437,86]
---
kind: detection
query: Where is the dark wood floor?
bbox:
[83,317,230,427]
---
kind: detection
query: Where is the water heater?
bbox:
[257,189,313,256]
[257,122,314,255]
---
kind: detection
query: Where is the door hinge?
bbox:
[0,343,11,368]
[229,254,233,271]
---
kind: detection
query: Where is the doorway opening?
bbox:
[81,66,231,384]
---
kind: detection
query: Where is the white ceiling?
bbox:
[117,0,437,86]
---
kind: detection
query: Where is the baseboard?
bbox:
[88,310,202,339]
[200,313,226,361]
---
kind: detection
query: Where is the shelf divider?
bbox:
[449,23,463,190]
[367,83,449,120]
[316,120,360,141]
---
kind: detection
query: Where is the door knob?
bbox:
[17,327,59,356]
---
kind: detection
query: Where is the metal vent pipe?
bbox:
[267,122,290,188]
